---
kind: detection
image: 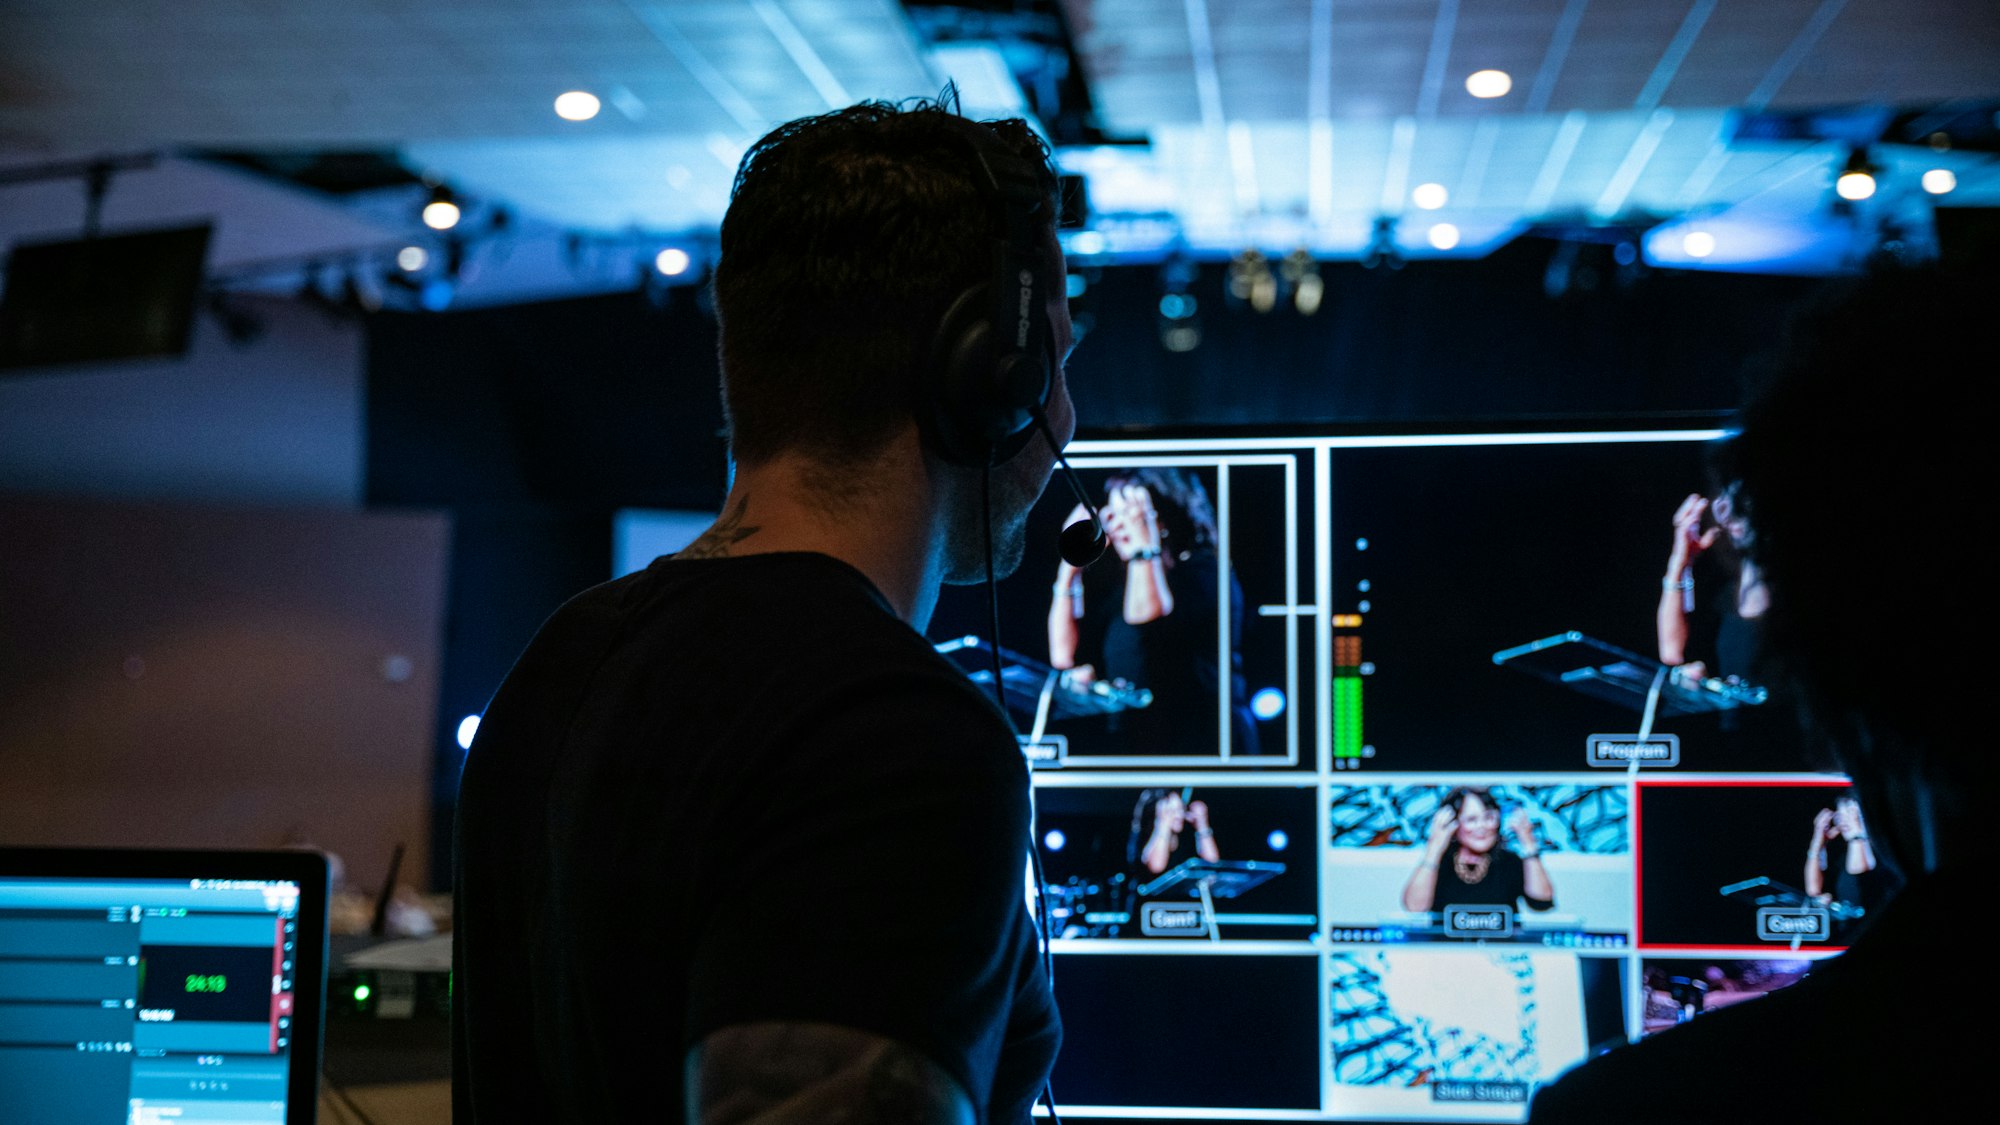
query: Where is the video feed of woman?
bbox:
[1326,441,1813,775]
[1639,957,1826,1035]
[1326,948,1627,1121]
[1035,783,1317,940]
[932,453,1312,767]
[1327,781,1631,945]
[1637,781,1900,949]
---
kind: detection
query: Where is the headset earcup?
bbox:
[926,286,1048,466]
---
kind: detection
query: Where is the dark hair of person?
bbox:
[1104,467,1219,555]
[713,98,1057,470]
[1715,262,1992,874]
[1438,785,1493,813]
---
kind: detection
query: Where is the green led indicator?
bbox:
[1333,676,1364,760]
[353,983,372,1003]
[184,974,227,994]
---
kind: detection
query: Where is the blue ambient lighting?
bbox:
[1251,687,1286,720]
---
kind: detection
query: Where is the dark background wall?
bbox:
[364,255,1823,883]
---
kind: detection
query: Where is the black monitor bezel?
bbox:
[0,846,331,1119]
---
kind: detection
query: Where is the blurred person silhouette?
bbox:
[1531,264,1991,1123]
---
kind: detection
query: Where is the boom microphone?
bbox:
[1031,407,1109,568]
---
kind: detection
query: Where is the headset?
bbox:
[924,118,1109,567]
[921,118,1057,468]
[925,118,1107,1125]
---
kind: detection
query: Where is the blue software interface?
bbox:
[0,875,304,1124]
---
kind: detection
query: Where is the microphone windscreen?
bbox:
[1059,518,1109,568]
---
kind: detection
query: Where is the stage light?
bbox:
[421,186,461,231]
[1362,216,1403,270]
[1412,182,1448,210]
[1466,70,1512,98]
[1923,168,1957,195]
[1427,223,1461,251]
[1228,248,1278,313]
[1043,829,1066,852]
[1251,688,1287,720]
[1683,230,1716,258]
[1278,248,1323,315]
[655,247,691,276]
[457,714,481,751]
[1158,254,1202,351]
[554,90,601,121]
[1835,147,1877,201]
[1267,830,1289,852]
[396,245,427,272]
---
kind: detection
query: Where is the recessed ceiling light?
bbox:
[421,200,460,231]
[1427,223,1461,250]
[1683,230,1716,258]
[655,248,691,276]
[1466,70,1512,98]
[554,90,601,121]
[1412,183,1448,210]
[1922,168,1957,195]
[1835,170,1876,201]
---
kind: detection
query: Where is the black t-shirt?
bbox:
[453,552,1060,1124]
[1082,550,1258,756]
[1432,847,1554,913]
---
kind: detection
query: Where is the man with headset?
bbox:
[453,100,1070,1123]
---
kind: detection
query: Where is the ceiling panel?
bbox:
[1,0,1994,290]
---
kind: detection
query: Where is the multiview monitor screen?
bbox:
[914,422,1873,1122]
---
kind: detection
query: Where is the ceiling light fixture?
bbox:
[1412,183,1448,210]
[396,246,428,272]
[1362,216,1403,270]
[554,90,602,121]
[421,185,461,231]
[1922,168,1957,195]
[1683,230,1716,259]
[1427,223,1461,251]
[1282,249,1323,315]
[1465,70,1512,98]
[655,247,691,277]
[1834,148,1878,202]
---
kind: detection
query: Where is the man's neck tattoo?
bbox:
[677,496,760,559]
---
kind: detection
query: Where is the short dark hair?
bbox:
[714,99,1057,468]
[1719,263,1992,866]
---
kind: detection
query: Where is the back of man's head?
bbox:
[714,100,1056,471]
[1723,262,1993,872]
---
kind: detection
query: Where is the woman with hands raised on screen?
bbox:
[1401,786,1555,914]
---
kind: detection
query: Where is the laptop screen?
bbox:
[0,849,329,1124]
